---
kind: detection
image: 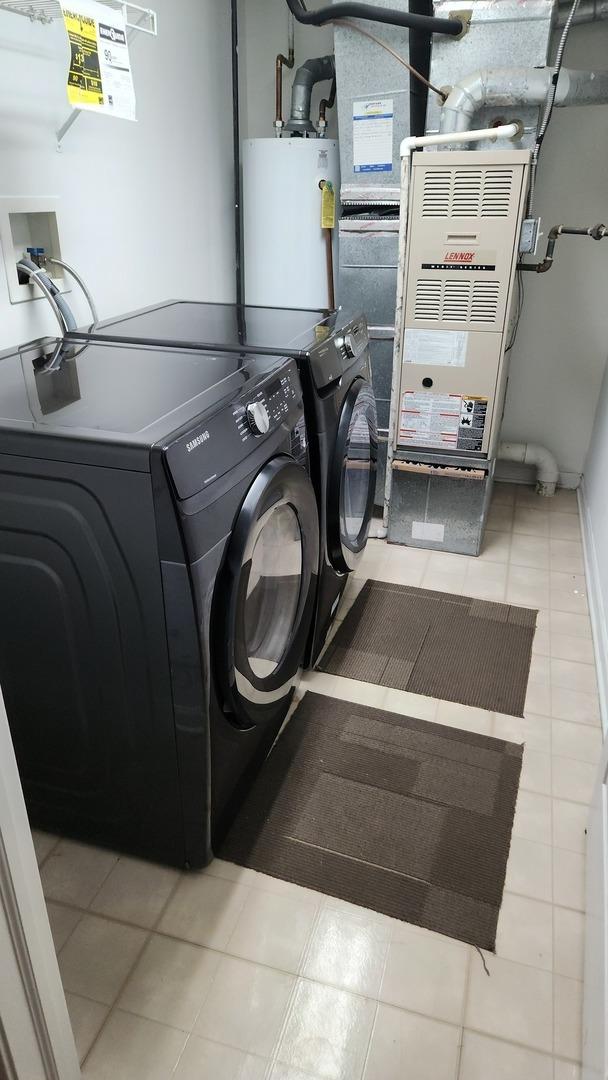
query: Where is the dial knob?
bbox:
[343,334,355,358]
[246,400,270,436]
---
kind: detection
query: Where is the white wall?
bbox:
[500,20,608,488]
[0,0,235,352]
[581,362,608,728]
[239,0,336,140]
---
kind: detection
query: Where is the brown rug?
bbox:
[318,580,537,718]
[218,693,522,949]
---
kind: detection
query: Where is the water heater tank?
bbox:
[243,138,339,309]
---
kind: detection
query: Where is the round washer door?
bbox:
[328,377,378,573]
[216,455,319,728]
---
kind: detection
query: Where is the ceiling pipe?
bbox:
[439,66,608,134]
[285,54,335,135]
[283,0,463,34]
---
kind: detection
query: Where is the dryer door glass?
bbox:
[245,503,302,677]
[217,455,319,729]
[328,379,378,574]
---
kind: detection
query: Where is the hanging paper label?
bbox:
[321,181,336,229]
[353,98,393,174]
[61,0,136,121]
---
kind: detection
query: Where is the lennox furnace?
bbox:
[388,149,530,553]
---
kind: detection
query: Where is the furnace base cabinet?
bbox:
[389,149,530,555]
[388,458,494,557]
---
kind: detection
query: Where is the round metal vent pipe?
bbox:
[439,66,608,134]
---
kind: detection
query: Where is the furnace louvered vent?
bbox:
[421,172,451,217]
[414,278,500,324]
[421,167,514,218]
[452,171,482,217]
[442,279,471,322]
[470,280,500,321]
[414,279,442,320]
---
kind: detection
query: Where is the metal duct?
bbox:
[556,0,608,23]
[285,54,336,134]
[439,66,608,134]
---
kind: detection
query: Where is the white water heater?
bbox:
[243,138,339,309]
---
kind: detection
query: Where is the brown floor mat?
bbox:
[218,692,522,950]
[318,580,537,718]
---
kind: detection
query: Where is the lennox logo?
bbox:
[443,251,475,263]
[186,431,210,453]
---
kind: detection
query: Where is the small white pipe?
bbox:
[400,123,519,155]
[499,441,559,497]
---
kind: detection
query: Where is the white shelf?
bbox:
[0,1,157,34]
[0,0,158,146]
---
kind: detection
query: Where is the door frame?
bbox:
[0,686,80,1080]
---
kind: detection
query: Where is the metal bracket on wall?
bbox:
[0,1,157,148]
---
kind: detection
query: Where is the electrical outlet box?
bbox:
[0,198,68,304]
[519,216,541,255]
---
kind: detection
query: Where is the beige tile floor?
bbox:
[32,482,599,1079]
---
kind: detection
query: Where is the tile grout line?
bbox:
[77,866,185,1071]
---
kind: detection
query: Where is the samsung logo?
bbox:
[186,430,210,453]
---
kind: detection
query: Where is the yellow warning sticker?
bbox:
[63,9,103,108]
[60,0,136,121]
[321,181,336,230]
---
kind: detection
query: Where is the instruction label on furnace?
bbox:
[353,99,393,173]
[399,391,488,452]
[61,0,136,121]
[403,329,468,368]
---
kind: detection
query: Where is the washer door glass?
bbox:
[327,378,377,574]
[215,454,319,729]
[245,503,302,678]
[342,399,374,545]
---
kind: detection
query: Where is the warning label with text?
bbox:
[399,391,488,452]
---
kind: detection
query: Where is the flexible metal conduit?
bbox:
[439,67,608,134]
[283,0,463,35]
[556,0,608,23]
[498,442,559,497]
[286,54,336,134]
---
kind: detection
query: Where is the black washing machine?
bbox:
[68,301,378,664]
[0,337,318,867]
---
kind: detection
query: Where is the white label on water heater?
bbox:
[403,329,468,368]
[353,98,393,173]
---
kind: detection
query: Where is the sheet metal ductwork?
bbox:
[440,66,608,134]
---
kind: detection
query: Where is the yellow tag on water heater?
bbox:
[321,181,336,230]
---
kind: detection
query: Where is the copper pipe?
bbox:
[275,47,295,126]
[318,75,336,128]
[324,229,335,309]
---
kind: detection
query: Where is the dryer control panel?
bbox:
[308,314,370,391]
[165,360,302,500]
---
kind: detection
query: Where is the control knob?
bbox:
[246,400,270,436]
[336,334,355,359]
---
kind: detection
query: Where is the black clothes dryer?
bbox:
[68,301,378,665]
[0,338,318,867]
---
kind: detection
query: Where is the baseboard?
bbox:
[578,479,608,736]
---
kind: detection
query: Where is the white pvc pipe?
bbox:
[499,441,559,496]
[400,123,520,155]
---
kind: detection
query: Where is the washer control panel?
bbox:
[165,360,302,500]
[246,400,270,436]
